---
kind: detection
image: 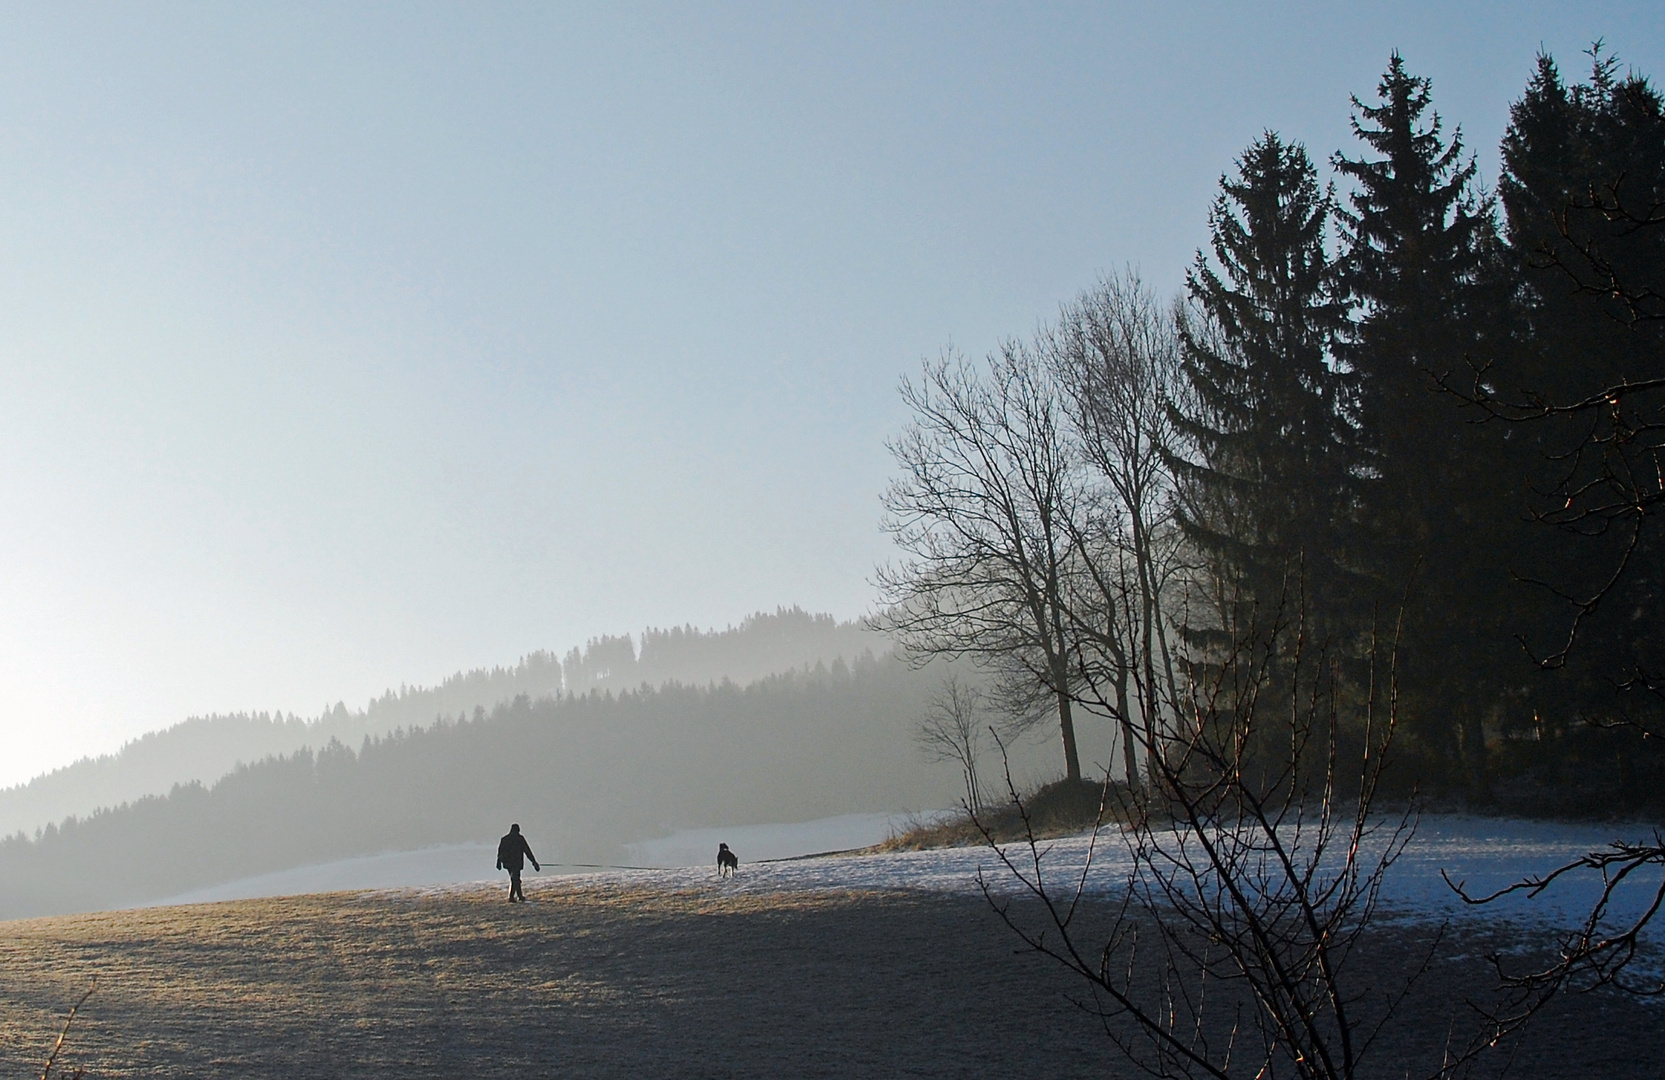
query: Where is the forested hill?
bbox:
[0,609,882,838]
[562,610,873,694]
[0,653,978,920]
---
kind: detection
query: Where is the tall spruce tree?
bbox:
[1333,54,1511,787]
[1498,48,1664,436]
[1172,132,1354,635]
[1495,49,1665,795]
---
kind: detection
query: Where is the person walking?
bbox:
[496,823,540,902]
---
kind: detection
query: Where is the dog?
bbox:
[717,842,738,878]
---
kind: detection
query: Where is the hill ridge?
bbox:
[0,607,881,838]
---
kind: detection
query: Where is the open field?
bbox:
[0,881,1115,1078]
[0,881,1660,1078]
[2,824,1663,1078]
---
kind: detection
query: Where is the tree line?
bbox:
[878,47,1665,814]
[907,47,1665,1078]
[0,606,875,841]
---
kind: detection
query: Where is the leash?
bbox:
[528,847,867,874]
[533,861,675,872]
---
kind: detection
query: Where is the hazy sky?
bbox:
[1,3,1659,787]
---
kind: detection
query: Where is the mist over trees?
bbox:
[0,608,879,839]
[560,609,873,695]
[0,650,992,919]
[880,47,1665,814]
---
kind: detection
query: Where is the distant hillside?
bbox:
[0,609,884,838]
[0,652,1036,919]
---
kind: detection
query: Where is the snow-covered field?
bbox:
[563,815,1665,932]
[621,810,912,866]
[158,812,1665,945]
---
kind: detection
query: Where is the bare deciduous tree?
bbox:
[875,347,1092,783]
[877,285,1204,794]
[1048,271,1191,787]
[915,674,989,814]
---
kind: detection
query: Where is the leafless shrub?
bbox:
[974,592,1554,1079]
[1046,270,1191,790]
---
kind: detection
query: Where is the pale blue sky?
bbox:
[0,3,1659,786]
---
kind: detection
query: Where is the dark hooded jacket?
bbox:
[497,830,537,872]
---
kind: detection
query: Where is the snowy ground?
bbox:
[428,814,1665,944]
[620,810,912,866]
[157,812,1665,943]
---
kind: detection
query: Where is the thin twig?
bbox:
[40,981,95,1080]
